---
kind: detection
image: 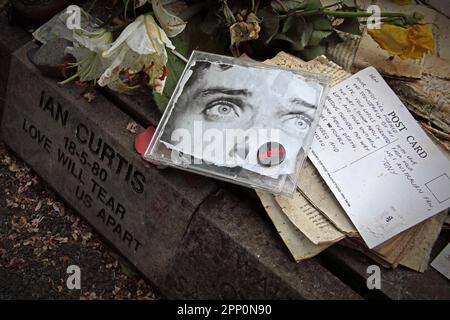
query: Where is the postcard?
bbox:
[309,67,450,248]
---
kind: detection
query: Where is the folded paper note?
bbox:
[431,242,450,280]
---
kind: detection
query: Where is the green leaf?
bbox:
[308,30,332,46]
[335,17,361,35]
[309,16,333,31]
[273,33,294,42]
[282,15,305,35]
[295,21,313,50]
[304,0,323,10]
[406,12,424,25]
[380,17,407,27]
[278,15,312,51]
[153,41,186,113]
[152,87,170,113]
[271,0,307,13]
[258,6,280,45]
[298,44,326,60]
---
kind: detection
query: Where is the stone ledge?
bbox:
[1,41,362,299]
[323,235,450,300]
[165,189,361,299]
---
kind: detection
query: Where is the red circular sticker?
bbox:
[257,142,286,167]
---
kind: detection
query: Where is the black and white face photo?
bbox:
[156,54,324,179]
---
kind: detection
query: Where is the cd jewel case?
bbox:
[145,51,330,196]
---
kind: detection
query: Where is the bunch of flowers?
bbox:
[33,1,188,94]
[32,0,435,109]
[210,0,434,61]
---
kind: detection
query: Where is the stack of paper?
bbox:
[257,52,450,272]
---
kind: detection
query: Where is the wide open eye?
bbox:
[284,114,312,132]
[203,100,240,121]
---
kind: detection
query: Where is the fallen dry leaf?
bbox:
[8,163,19,173]
[83,90,97,102]
[6,199,19,208]
[126,121,139,134]
[34,200,43,212]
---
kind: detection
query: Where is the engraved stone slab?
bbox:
[1,42,217,288]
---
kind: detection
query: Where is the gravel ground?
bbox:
[0,140,160,300]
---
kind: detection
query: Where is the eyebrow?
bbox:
[276,98,317,121]
[199,87,252,97]
[290,98,316,109]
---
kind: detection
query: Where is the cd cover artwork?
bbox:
[145,51,330,196]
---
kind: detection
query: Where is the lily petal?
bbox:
[73,29,112,53]
[102,16,143,58]
[125,15,159,55]
[98,45,129,86]
[152,0,187,38]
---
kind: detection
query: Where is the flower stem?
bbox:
[59,71,81,86]
[60,53,99,86]
[280,9,409,19]
[171,49,188,63]
[323,9,408,18]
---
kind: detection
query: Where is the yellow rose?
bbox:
[368,23,434,59]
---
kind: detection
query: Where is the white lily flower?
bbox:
[60,29,113,84]
[73,28,113,53]
[98,14,175,94]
